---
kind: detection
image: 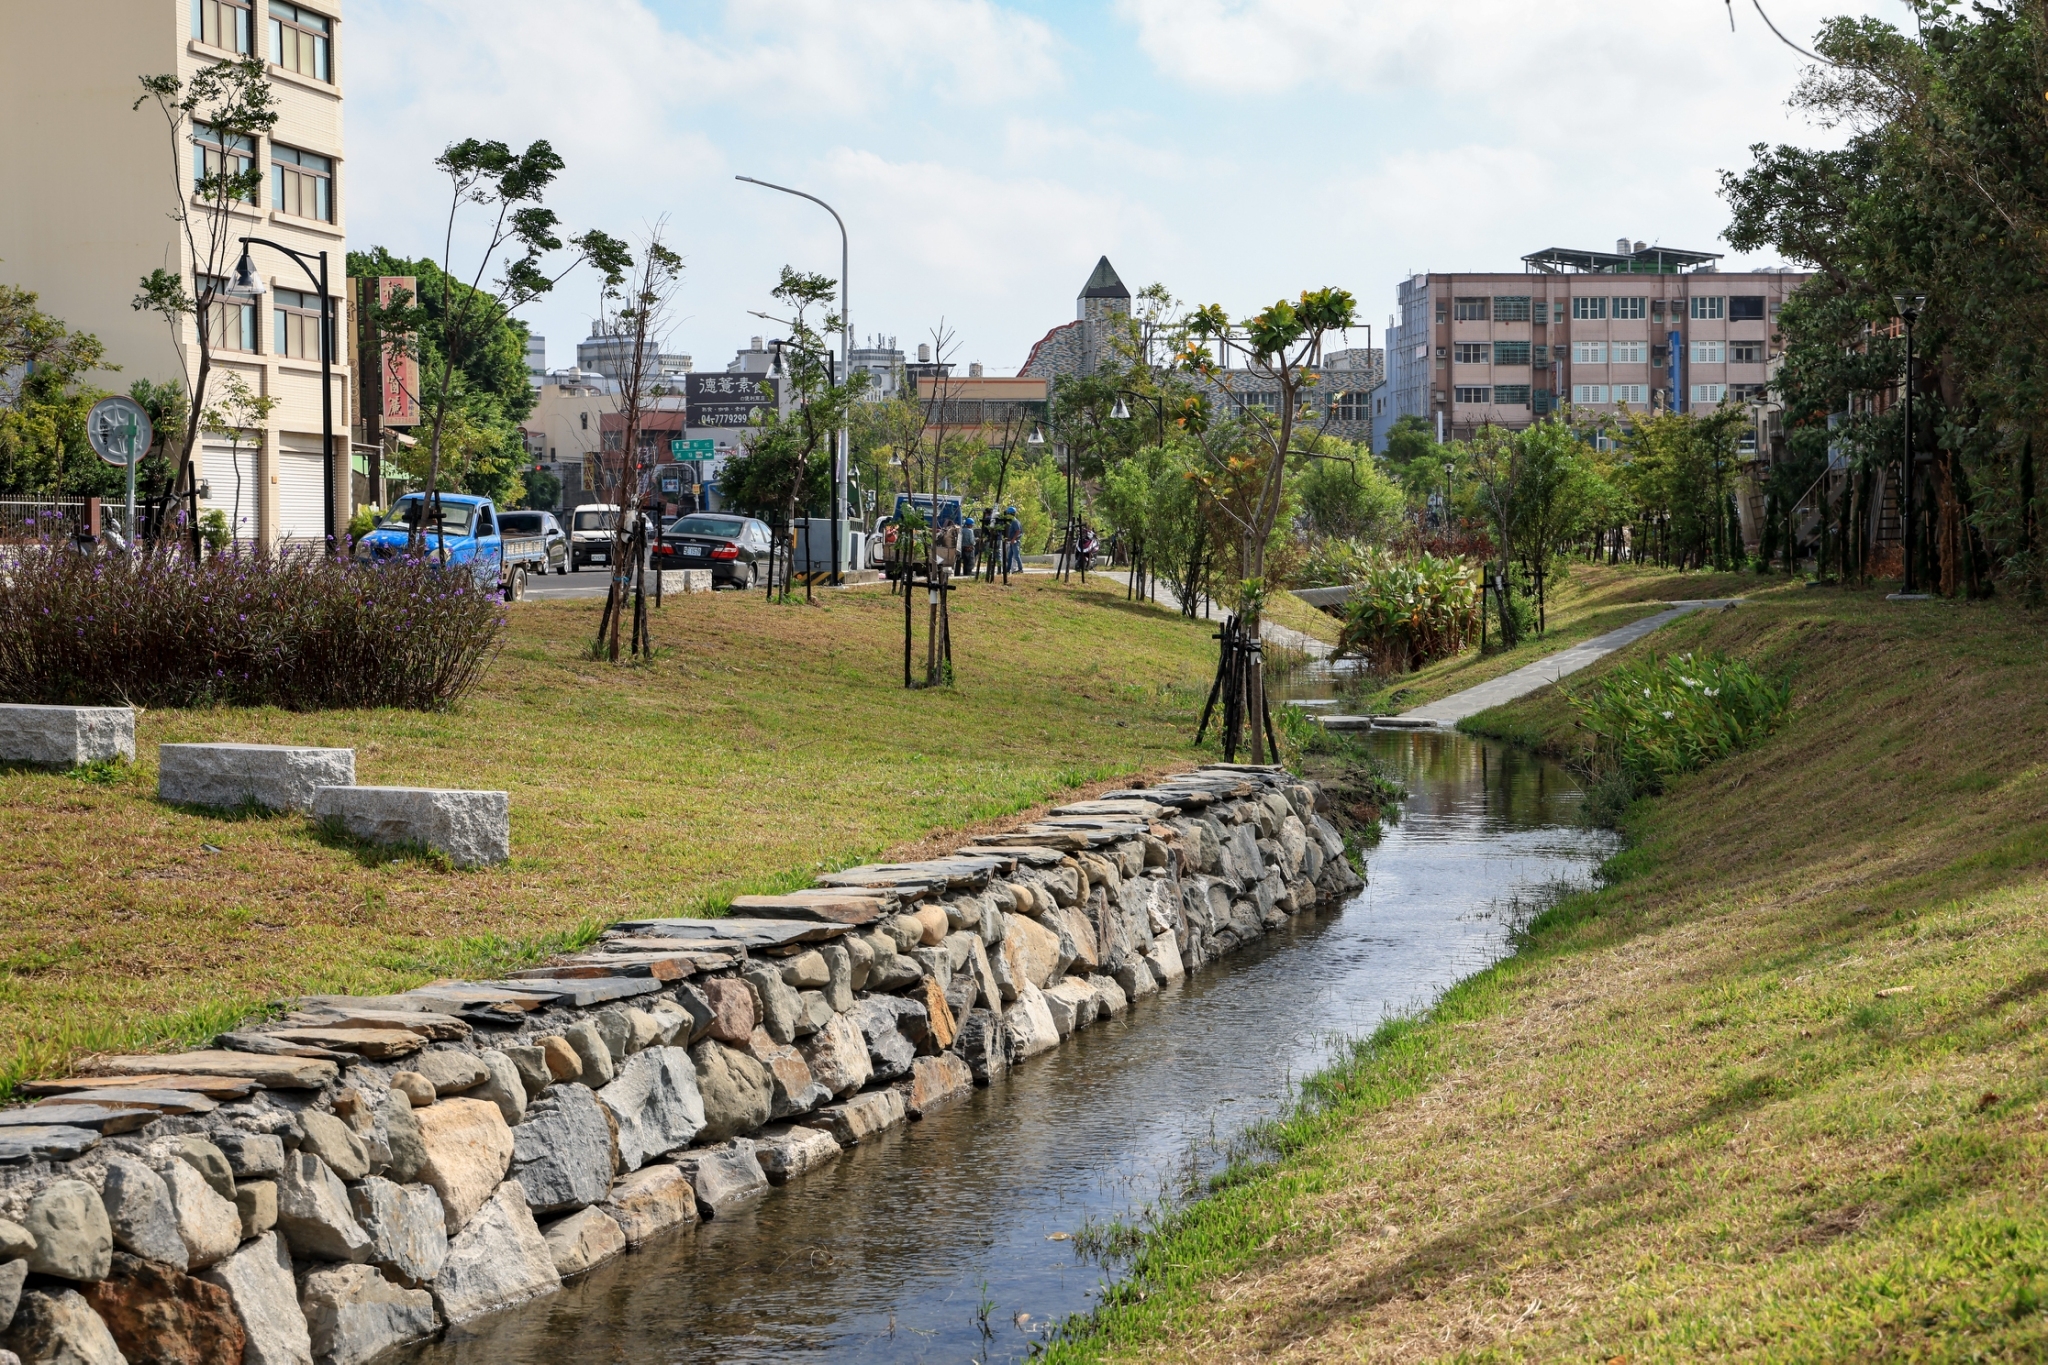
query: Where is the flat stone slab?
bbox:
[312,786,510,868]
[509,948,738,982]
[0,1124,100,1163]
[606,918,852,949]
[158,743,355,813]
[256,1027,426,1059]
[1050,799,1167,819]
[0,1104,157,1135]
[30,1088,218,1116]
[963,845,1076,868]
[93,1051,338,1090]
[281,1006,471,1040]
[726,891,891,925]
[0,704,134,766]
[17,1074,257,1100]
[468,977,664,1008]
[816,857,1009,894]
[1315,715,1377,731]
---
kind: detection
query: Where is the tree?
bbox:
[0,283,111,498]
[359,138,625,550]
[131,57,277,552]
[200,373,276,545]
[1178,288,1358,762]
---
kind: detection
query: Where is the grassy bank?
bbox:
[1052,582,2048,1361]
[1329,561,1760,715]
[0,577,1218,1096]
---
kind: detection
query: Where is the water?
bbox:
[399,732,1613,1365]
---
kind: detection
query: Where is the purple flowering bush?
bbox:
[0,545,504,710]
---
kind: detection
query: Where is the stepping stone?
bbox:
[158,743,355,814]
[605,918,852,950]
[0,1124,100,1163]
[17,1074,258,1100]
[0,703,134,765]
[312,786,510,868]
[1316,715,1376,731]
[255,1028,426,1059]
[94,1051,338,1090]
[0,1104,158,1135]
[30,1088,218,1116]
[727,891,891,925]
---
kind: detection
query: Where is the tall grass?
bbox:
[0,545,504,710]
[1566,649,1791,787]
[1329,547,1481,675]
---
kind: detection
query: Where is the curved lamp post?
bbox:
[223,239,337,553]
[737,176,849,585]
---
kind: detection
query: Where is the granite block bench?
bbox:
[0,703,135,766]
[312,786,511,867]
[158,743,356,813]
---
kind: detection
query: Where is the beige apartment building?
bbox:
[1,0,349,547]
[1383,243,1808,444]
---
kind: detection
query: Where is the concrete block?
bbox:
[312,787,510,868]
[655,569,712,595]
[158,743,354,813]
[0,704,133,766]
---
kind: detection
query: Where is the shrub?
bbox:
[0,545,504,710]
[1566,650,1791,788]
[1331,548,1481,675]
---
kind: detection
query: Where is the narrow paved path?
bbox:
[1102,570,1337,659]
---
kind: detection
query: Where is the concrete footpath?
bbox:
[1328,599,1739,730]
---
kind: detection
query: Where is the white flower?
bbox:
[1661,710,1674,719]
[1643,688,1652,697]
[1704,687,1719,697]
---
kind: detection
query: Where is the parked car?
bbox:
[568,505,624,571]
[653,512,773,589]
[497,510,569,575]
[352,492,549,600]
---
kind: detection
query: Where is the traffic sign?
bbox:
[670,438,715,458]
[87,396,152,467]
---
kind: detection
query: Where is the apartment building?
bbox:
[1,0,350,547]
[1377,243,1808,444]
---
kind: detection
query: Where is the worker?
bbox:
[1003,506,1024,574]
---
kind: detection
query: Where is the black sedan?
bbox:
[653,513,773,589]
[497,510,569,575]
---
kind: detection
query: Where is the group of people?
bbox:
[968,506,1025,576]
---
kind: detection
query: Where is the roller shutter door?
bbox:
[199,443,260,544]
[277,450,326,544]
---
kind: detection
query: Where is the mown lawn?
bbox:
[1051,583,2048,1361]
[1332,561,1767,715]
[0,577,1218,1097]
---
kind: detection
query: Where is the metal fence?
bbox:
[0,500,136,545]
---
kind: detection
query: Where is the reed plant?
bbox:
[0,544,503,710]
[1566,649,1790,787]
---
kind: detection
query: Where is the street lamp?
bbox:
[738,175,850,585]
[1892,292,1927,592]
[223,238,337,553]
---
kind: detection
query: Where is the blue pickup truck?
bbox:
[352,492,550,600]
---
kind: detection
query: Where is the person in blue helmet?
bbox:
[1002,506,1024,575]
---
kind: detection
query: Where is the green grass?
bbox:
[1047,581,2048,1362]
[0,577,1221,1098]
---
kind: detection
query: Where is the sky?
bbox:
[343,0,1898,378]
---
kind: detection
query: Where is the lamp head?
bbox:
[1026,425,1045,446]
[1110,396,1132,421]
[1893,292,1927,320]
[222,246,266,298]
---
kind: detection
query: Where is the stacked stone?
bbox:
[0,765,1357,1364]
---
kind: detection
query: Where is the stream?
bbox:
[398,728,1615,1364]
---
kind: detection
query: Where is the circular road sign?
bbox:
[86,396,153,467]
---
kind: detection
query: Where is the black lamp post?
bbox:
[1893,292,1926,592]
[225,239,336,553]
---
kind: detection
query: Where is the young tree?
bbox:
[1178,288,1357,762]
[0,283,112,498]
[131,58,277,552]
[200,373,277,546]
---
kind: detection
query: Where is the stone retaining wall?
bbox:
[0,764,1359,1365]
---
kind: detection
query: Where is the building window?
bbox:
[1613,296,1647,320]
[1453,343,1489,364]
[269,1,331,81]
[1729,341,1765,364]
[1552,301,1568,323]
[1691,384,1727,404]
[1492,296,1531,322]
[1494,384,1531,406]
[192,123,255,196]
[1610,341,1648,364]
[194,0,253,52]
[271,145,333,221]
[273,286,333,359]
[1691,296,1725,320]
[1330,391,1369,420]
[1729,296,1766,321]
[1533,345,1550,366]
[1691,340,1725,364]
[1572,297,1608,320]
[1237,390,1279,414]
[1533,389,1555,416]
[1454,385,1491,404]
[1612,384,1648,405]
[1453,297,1489,321]
[1573,385,1609,404]
[1730,383,1767,401]
[579,411,588,430]
[1493,341,1530,366]
[198,275,256,353]
[1572,340,1606,364]
[1435,303,1447,324]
